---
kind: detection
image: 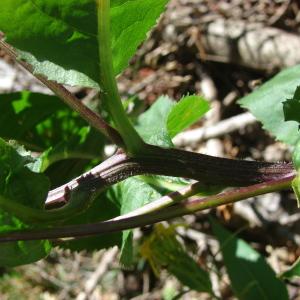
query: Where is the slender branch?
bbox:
[97,0,147,154]
[0,174,293,242]
[0,38,124,148]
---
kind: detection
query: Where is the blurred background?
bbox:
[1,0,300,299]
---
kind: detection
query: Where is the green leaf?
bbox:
[239,64,300,146]
[136,96,175,147]
[212,219,289,300]
[0,91,65,150]
[283,86,300,124]
[0,91,105,176]
[141,224,213,294]
[167,95,210,138]
[110,0,169,75]
[136,94,209,146]
[118,177,162,266]
[0,0,169,86]
[280,256,300,279]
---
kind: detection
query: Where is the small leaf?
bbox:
[136,96,175,147]
[167,95,210,138]
[280,256,300,279]
[283,86,300,124]
[239,64,300,146]
[212,219,289,300]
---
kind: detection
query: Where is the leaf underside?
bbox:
[0,0,169,87]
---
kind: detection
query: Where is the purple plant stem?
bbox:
[0,174,293,242]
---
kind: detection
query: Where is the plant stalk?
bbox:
[97,0,147,155]
[45,148,295,208]
[0,175,293,242]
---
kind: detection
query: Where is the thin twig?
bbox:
[0,174,293,242]
[0,38,124,148]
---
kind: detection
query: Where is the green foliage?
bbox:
[0,91,64,149]
[0,139,52,266]
[40,125,105,171]
[0,91,105,169]
[136,94,209,146]
[283,86,300,125]
[136,95,175,147]
[212,219,289,300]
[239,64,300,146]
[0,91,105,190]
[167,95,210,138]
[0,0,169,87]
